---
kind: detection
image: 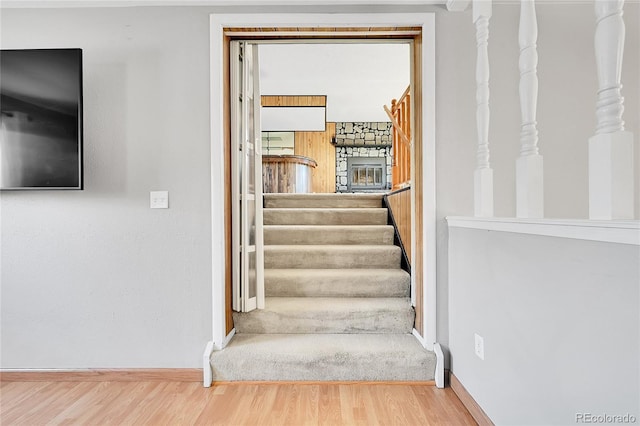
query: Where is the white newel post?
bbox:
[516,0,543,218]
[473,0,494,217]
[589,0,634,219]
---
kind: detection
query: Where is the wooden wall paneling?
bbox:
[224,27,422,40]
[294,122,336,193]
[413,34,424,336]
[387,189,412,264]
[261,95,326,107]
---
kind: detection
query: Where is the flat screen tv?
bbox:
[1,48,83,190]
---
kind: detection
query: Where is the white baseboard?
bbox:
[202,341,215,387]
[434,343,444,389]
[412,328,427,347]
[205,328,236,387]
[1,369,201,382]
[412,329,444,388]
[221,328,235,349]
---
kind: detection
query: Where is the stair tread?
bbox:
[264,193,385,209]
[265,208,387,212]
[264,208,388,225]
[264,225,394,245]
[265,268,409,277]
[265,244,399,250]
[265,245,401,269]
[263,296,412,311]
[211,333,436,381]
[263,224,393,229]
[264,193,385,199]
[265,269,410,297]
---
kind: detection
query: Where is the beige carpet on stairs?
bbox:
[211,193,436,381]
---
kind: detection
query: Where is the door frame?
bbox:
[209,12,436,351]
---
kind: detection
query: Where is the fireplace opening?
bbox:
[347,157,387,192]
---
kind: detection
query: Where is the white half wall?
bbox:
[448,226,639,424]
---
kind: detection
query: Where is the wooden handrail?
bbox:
[384,85,412,190]
[384,105,411,147]
[392,86,411,113]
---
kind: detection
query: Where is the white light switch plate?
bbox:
[150,191,169,209]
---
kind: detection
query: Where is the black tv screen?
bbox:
[1,48,83,190]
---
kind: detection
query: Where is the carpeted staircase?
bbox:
[210,193,436,381]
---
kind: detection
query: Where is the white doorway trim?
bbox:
[209,12,436,351]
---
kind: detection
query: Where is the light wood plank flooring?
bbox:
[0,381,476,425]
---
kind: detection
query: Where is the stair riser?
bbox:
[265,271,410,298]
[265,280,409,298]
[264,227,394,245]
[264,209,387,226]
[264,195,383,209]
[212,355,434,381]
[210,334,436,382]
[265,247,401,269]
[233,308,414,334]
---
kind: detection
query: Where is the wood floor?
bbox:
[0,381,476,425]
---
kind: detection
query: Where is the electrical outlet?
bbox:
[150,191,169,209]
[474,333,485,360]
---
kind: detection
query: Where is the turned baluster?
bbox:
[589,0,634,219]
[473,0,494,217]
[516,0,544,218]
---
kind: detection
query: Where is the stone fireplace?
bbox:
[334,122,393,193]
[347,157,387,191]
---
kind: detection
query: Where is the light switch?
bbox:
[150,191,169,209]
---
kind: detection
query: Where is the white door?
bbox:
[231,41,265,312]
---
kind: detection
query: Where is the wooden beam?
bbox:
[261,95,326,107]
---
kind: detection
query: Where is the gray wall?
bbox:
[1,3,638,372]
[0,8,214,368]
[448,227,639,424]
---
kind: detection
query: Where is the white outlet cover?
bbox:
[474,333,485,360]
[150,191,169,209]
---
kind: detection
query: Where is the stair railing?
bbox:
[384,86,412,190]
[384,187,412,272]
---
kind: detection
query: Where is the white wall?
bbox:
[259,43,410,122]
[0,7,214,368]
[448,228,639,424]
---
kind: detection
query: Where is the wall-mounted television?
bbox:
[1,48,83,190]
